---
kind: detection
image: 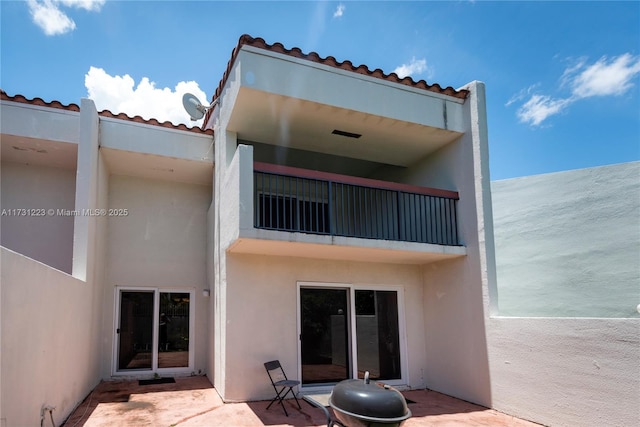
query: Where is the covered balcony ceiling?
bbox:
[226,88,463,167]
[101,148,213,186]
[1,134,77,170]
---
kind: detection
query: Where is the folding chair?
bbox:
[264,360,301,416]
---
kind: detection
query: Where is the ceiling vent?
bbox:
[332,129,362,139]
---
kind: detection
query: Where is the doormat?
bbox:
[139,377,176,386]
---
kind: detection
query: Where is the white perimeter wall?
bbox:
[0,247,101,427]
[492,161,640,317]
[100,175,212,377]
[489,317,639,427]
[488,162,640,426]
[1,161,76,273]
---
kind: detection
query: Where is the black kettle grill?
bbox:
[328,372,411,427]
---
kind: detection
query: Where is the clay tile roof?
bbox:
[1,89,212,135]
[208,34,469,121]
[1,89,80,112]
[97,109,213,135]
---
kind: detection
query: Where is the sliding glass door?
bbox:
[354,290,401,381]
[299,284,405,387]
[158,292,191,369]
[118,290,154,370]
[116,288,193,373]
[300,288,350,384]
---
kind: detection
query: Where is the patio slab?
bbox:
[63,376,540,426]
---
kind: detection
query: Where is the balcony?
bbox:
[253,163,460,246]
[224,145,466,264]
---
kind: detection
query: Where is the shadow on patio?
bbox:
[63,376,539,426]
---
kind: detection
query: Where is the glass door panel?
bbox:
[158,292,190,368]
[355,290,401,381]
[118,291,154,370]
[300,288,350,384]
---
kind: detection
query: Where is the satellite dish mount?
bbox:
[182,93,218,121]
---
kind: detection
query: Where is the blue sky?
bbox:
[1,1,639,180]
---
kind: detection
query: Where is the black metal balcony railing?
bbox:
[253,169,460,246]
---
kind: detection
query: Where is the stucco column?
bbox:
[212,118,240,397]
[463,81,498,316]
[72,98,100,281]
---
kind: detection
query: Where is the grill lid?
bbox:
[329,372,411,422]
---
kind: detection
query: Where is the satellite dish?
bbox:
[182,93,216,121]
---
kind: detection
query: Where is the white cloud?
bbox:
[393,57,429,79]
[570,54,640,98]
[505,84,539,107]
[27,0,105,35]
[558,57,586,90]
[28,0,76,36]
[59,0,106,12]
[517,95,572,127]
[511,53,640,126]
[85,66,209,127]
[333,4,345,18]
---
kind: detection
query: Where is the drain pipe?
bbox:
[40,405,56,427]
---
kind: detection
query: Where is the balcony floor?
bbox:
[230,234,466,265]
[63,376,540,426]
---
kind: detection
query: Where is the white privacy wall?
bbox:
[492,162,640,318]
[0,248,101,427]
[488,162,640,427]
[488,317,639,427]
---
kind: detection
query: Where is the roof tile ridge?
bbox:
[98,109,212,134]
[237,36,469,100]
[1,89,80,111]
[204,33,470,124]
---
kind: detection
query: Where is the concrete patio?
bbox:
[61,376,539,427]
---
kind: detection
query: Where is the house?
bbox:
[202,35,492,405]
[2,35,637,427]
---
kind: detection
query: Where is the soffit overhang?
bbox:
[217,46,467,167]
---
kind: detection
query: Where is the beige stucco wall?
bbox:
[0,247,101,427]
[368,82,494,406]
[100,174,212,378]
[0,161,76,273]
[220,253,426,402]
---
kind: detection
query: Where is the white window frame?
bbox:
[296,281,408,392]
[112,286,195,376]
